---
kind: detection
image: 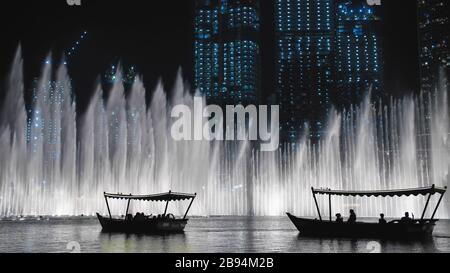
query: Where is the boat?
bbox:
[97,191,196,233]
[287,184,447,239]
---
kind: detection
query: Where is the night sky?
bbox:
[0,0,419,113]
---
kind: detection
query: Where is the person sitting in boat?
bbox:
[125,214,133,221]
[400,212,413,224]
[348,209,357,223]
[335,213,344,223]
[134,212,145,221]
[379,213,387,224]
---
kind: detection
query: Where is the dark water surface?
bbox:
[1,217,450,253]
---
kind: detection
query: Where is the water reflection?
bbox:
[0,217,449,253]
[99,232,188,253]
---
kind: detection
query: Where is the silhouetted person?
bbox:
[134,212,145,221]
[401,212,413,224]
[126,214,133,221]
[379,213,387,224]
[335,213,343,223]
[348,209,356,223]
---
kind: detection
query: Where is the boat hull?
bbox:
[97,213,188,234]
[286,213,436,239]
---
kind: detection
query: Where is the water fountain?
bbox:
[1,47,449,217]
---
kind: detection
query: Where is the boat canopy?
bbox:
[310,185,447,222]
[312,185,447,198]
[104,191,197,202]
[102,191,197,220]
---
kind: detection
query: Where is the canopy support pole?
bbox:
[183,194,197,220]
[328,194,332,222]
[163,200,169,216]
[163,190,172,216]
[421,192,432,221]
[104,193,112,219]
[311,187,322,221]
[125,199,131,219]
[431,192,445,220]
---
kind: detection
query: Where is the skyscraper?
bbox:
[194,0,261,106]
[417,0,450,93]
[274,0,334,141]
[335,0,383,107]
[274,0,384,142]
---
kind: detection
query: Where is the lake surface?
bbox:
[1,217,450,253]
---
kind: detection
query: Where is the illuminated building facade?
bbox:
[275,0,334,141]
[335,0,383,107]
[274,0,383,142]
[194,0,260,106]
[417,0,450,93]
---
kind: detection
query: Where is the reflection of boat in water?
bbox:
[97,191,196,234]
[287,185,447,239]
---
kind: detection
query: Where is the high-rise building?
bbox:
[274,0,384,142]
[417,0,450,93]
[274,0,334,141]
[194,0,261,106]
[335,0,383,107]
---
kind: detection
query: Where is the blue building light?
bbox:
[194,0,260,105]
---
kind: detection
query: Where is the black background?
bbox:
[0,253,444,271]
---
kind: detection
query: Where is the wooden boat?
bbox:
[287,185,447,239]
[97,191,196,234]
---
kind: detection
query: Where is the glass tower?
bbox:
[417,0,450,93]
[274,0,384,141]
[335,0,383,107]
[194,0,260,106]
[275,0,334,141]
